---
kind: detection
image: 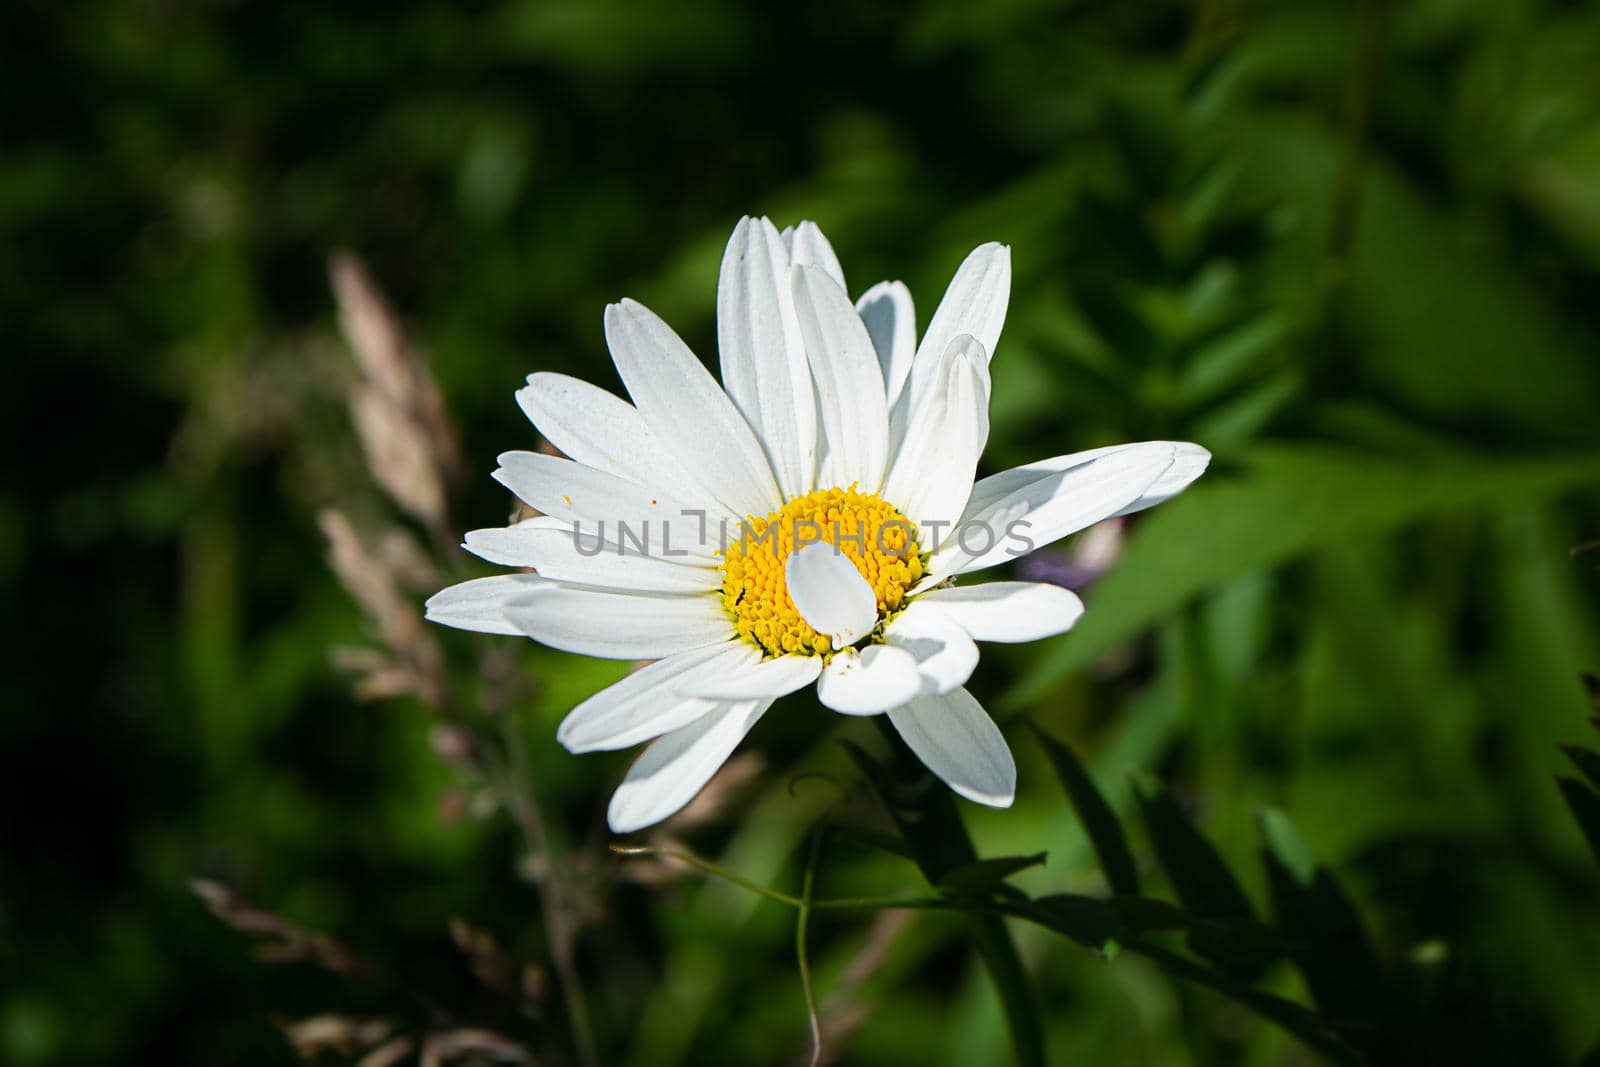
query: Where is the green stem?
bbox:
[968,911,1046,1067]
[797,832,823,1067]
[491,713,598,1067]
[611,845,1362,1064]
[810,895,965,912]
[1123,939,1365,1066]
[867,718,1047,1067]
[610,844,804,907]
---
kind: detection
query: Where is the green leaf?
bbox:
[1110,895,1194,933]
[1131,942,1363,1066]
[1560,744,1600,793]
[937,853,1049,890]
[1135,777,1255,921]
[1257,810,1383,1028]
[1557,776,1600,866]
[844,731,1047,1067]
[1219,111,1600,439]
[1134,777,1266,973]
[838,739,973,881]
[1029,724,1141,895]
[1008,448,1600,707]
[1014,894,1119,952]
[1182,916,1284,971]
[1109,897,1282,966]
[1179,310,1294,404]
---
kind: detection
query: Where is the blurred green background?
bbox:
[6,0,1600,1063]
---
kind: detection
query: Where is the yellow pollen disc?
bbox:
[720,486,924,659]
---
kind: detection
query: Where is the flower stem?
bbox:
[797,831,824,1067]
[866,718,1047,1067]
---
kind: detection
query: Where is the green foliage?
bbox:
[1557,699,1600,867]
[6,0,1600,1064]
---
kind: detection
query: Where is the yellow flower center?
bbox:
[720,486,924,658]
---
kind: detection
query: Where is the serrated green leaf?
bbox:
[937,853,1049,890]
[1030,724,1141,895]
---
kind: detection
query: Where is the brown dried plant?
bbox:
[195,253,599,1067]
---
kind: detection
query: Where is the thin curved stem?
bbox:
[610,843,805,907]
[797,832,824,1067]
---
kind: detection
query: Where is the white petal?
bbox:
[782,220,846,292]
[916,242,1011,369]
[881,335,990,541]
[425,574,541,635]
[715,217,817,498]
[885,244,1006,453]
[1112,441,1210,517]
[605,297,783,517]
[505,581,731,659]
[915,581,1085,642]
[921,441,1180,585]
[792,265,890,492]
[557,643,754,753]
[883,600,979,695]
[464,517,720,594]
[886,687,1015,808]
[785,543,878,650]
[816,644,922,716]
[492,451,713,557]
[514,373,721,517]
[607,699,772,833]
[963,440,1208,523]
[678,651,823,700]
[855,281,916,408]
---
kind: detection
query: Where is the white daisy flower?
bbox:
[427,216,1209,833]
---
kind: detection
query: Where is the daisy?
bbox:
[426,217,1208,833]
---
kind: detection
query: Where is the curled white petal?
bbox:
[855,280,916,408]
[782,219,846,292]
[816,644,922,716]
[916,241,1011,369]
[882,334,990,543]
[784,543,878,650]
[883,600,979,695]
